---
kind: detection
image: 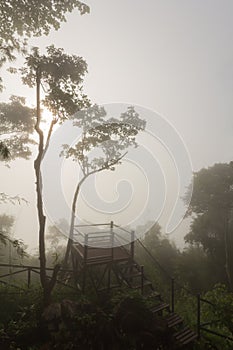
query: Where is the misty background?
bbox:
[1,0,233,251]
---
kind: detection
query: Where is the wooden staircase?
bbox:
[71,222,198,348]
[115,259,198,348]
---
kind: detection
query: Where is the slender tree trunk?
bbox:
[34,67,47,291]
[34,68,60,305]
[63,154,127,271]
[63,173,91,269]
[63,183,81,269]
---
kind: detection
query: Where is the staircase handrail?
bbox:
[136,238,195,296]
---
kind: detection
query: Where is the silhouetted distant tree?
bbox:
[185,162,233,290]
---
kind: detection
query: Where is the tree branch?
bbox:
[43,118,58,157]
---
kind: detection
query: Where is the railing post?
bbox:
[82,234,88,293]
[27,267,31,288]
[171,278,175,313]
[84,234,88,264]
[131,230,135,259]
[110,221,114,260]
[197,293,201,339]
[141,265,144,295]
[108,221,114,290]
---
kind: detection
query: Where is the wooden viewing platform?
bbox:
[70,222,198,348]
[72,244,131,265]
[71,221,134,266]
[71,222,142,293]
[0,221,199,348]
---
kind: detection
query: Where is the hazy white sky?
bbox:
[1,0,233,251]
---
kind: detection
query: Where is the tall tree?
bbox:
[185,162,233,290]
[61,105,146,267]
[21,45,89,304]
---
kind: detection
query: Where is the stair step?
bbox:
[180,332,198,345]
[174,326,198,345]
[165,313,183,328]
[151,302,170,314]
[174,326,190,338]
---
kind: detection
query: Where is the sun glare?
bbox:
[41,108,59,134]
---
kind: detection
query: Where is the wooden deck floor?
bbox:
[72,243,131,265]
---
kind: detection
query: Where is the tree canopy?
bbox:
[185,163,233,289]
[21,45,89,119]
[0,0,89,67]
[62,105,146,175]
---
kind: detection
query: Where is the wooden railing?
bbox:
[73,221,135,264]
[197,294,233,342]
[0,263,75,290]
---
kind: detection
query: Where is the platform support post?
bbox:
[131,230,135,260]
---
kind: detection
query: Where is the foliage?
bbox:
[195,284,233,350]
[203,284,233,336]
[21,45,90,119]
[0,214,28,261]
[0,193,28,205]
[0,0,89,67]
[176,245,222,292]
[0,141,9,159]
[185,162,233,248]
[135,222,179,300]
[0,286,43,350]
[46,224,66,249]
[63,104,146,174]
[46,223,67,265]
[0,213,14,245]
[0,96,36,160]
[0,288,172,349]
[185,163,233,215]
[185,163,233,289]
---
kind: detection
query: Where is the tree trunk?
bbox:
[63,173,91,270]
[34,68,47,293]
[63,182,81,269]
[34,67,60,305]
[62,157,125,271]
